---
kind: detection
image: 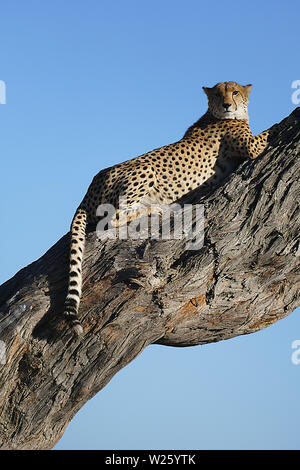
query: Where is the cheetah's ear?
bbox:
[244,84,252,97]
[202,86,211,97]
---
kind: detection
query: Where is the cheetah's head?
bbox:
[203,81,252,121]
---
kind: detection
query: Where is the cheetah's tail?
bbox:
[64,206,87,336]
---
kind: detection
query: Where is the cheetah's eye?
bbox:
[232,91,239,96]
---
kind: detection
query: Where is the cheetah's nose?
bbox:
[223,103,231,110]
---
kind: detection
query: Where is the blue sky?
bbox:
[0,0,299,450]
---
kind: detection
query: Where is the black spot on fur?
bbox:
[69,289,80,296]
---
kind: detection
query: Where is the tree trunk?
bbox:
[0,108,299,450]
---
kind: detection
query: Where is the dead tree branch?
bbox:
[0,108,299,449]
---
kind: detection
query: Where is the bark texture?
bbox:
[0,108,299,450]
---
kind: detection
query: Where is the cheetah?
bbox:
[64,81,271,335]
